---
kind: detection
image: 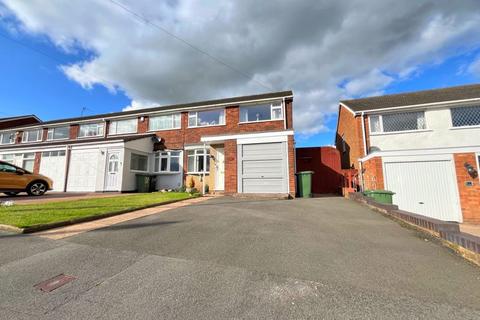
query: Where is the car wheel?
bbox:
[4,192,19,196]
[27,181,48,196]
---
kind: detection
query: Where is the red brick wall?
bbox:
[362,157,384,190]
[285,98,293,129]
[42,128,48,141]
[138,116,148,133]
[69,125,79,139]
[454,153,480,223]
[335,105,366,170]
[224,139,237,194]
[33,152,41,174]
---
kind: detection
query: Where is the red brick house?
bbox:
[336,84,480,223]
[0,91,295,197]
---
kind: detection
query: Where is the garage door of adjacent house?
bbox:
[67,149,99,192]
[384,159,461,222]
[238,142,288,194]
[39,150,66,192]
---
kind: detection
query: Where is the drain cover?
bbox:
[34,274,75,292]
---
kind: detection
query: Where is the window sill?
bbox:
[449,125,480,130]
[148,127,181,132]
[21,140,42,144]
[187,124,226,129]
[77,135,104,139]
[154,171,182,175]
[108,132,138,136]
[369,129,433,136]
[46,138,70,142]
[187,172,210,175]
[238,119,284,124]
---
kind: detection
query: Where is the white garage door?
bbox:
[238,142,288,193]
[67,149,99,192]
[384,159,461,222]
[39,150,66,191]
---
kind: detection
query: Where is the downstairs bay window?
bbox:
[187,149,210,174]
[154,151,181,173]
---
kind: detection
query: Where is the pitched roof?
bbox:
[0,115,41,122]
[341,84,480,112]
[9,90,293,129]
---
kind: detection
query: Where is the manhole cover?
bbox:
[34,274,75,292]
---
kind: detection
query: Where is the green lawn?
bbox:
[0,192,194,228]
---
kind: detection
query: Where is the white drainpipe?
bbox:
[202,142,206,195]
[361,112,367,156]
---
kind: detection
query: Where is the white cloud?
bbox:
[468,56,480,76]
[2,0,480,135]
[122,100,157,112]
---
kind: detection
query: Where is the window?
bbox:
[79,123,104,137]
[42,150,66,157]
[154,151,181,172]
[187,149,210,173]
[188,109,225,127]
[0,154,14,164]
[369,112,426,133]
[0,132,15,145]
[22,153,35,172]
[240,101,283,123]
[47,126,69,140]
[341,134,346,153]
[0,163,16,173]
[451,106,480,127]
[22,129,42,143]
[109,118,138,135]
[150,114,181,131]
[130,153,148,171]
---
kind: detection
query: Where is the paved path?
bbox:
[1,197,480,319]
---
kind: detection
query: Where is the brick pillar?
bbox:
[138,116,148,133]
[224,140,237,194]
[288,135,296,197]
[362,157,384,190]
[454,153,480,223]
[33,152,41,174]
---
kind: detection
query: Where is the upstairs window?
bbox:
[240,101,283,123]
[369,111,426,133]
[0,132,15,145]
[79,123,104,138]
[109,118,138,135]
[154,151,181,173]
[47,126,69,140]
[187,149,210,173]
[451,106,480,127]
[150,113,181,131]
[130,153,148,171]
[22,129,42,143]
[188,109,225,127]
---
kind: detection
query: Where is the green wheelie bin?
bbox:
[296,171,314,198]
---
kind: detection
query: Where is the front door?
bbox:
[215,148,225,191]
[105,152,121,191]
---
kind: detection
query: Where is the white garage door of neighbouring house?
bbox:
[67,149,99,192]
[384,159,461,222]
[39,150,66,191]
[238,142,288,194]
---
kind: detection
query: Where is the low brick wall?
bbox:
[349,192,480,266]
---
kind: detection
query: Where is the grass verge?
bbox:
[0,192,194,228]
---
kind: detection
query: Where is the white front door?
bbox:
[215,148,225,191]
[105,152,121,191]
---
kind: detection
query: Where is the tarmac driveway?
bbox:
[1,197,480,319]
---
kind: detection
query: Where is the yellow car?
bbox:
[0,160,53,196]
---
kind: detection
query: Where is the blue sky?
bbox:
[1,1,480,147]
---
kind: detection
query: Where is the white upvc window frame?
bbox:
[154,150,182,173]
[368,111,427,135]
[109,118,138,135]
[78,122,105,138]
[0,153,14,164]
[449,105,480,129]
[130,152,149,172]
[0,131,15,145]
[149,113,182,131]
[476,153,480,182]
[21,129,42,143]
[239,101,284,124]
[186,148,210,174]
[21,152,35,172]
[188,108,226,128]
[47,126,70,141]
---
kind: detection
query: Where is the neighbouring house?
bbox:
[335,83,480,224]
[0,91,295,197]
[0,115,41,130]
[296,147,343,195]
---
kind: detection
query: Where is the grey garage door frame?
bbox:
[237,141,289,194]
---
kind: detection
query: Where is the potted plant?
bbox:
[186,176,195,193]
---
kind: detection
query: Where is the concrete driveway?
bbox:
[1,197,480,319]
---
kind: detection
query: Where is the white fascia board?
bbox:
[201,130,294,143]
[0,140,127,154]
[5,95,294,132]
[238,136,288,144]
[359,145,480,162]
[354,97,480,115]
